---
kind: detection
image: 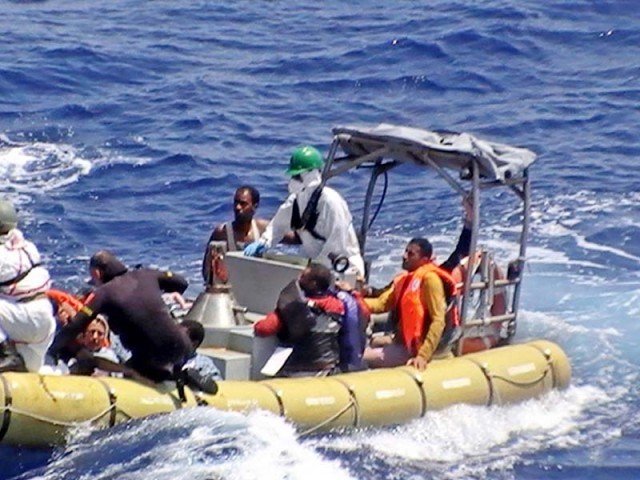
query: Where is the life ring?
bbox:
[450,252,508,354]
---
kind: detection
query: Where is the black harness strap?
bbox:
[173,364,187,403]
[0,247,41,288]
[291,187,327,241]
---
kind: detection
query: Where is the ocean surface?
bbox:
[1,0,640,478]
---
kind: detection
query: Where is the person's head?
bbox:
[402,238,433,272]
[80,316,109,352]
[298,262,333,296]
[89,250,128,286]
[233,185,260,223]
[0,200,18,235]
[286,146,324,195]
[180,319,205,350]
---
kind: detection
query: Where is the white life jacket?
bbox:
[0,229,51,300]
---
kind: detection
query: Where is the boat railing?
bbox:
[456,249,520,348]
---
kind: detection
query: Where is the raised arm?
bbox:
[439,199,473,273]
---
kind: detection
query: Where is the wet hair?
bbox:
[408,238,433,259]
[304,262,333,293]
[89,250,128,283]
[181,319,205,349]
[236,185,260,205]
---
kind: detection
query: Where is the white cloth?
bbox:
[0,228,56,372]
[261,171,365,277]
[0,229,51,299]
[0,297,56,372]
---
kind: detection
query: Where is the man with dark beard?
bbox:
[201,185,268,282]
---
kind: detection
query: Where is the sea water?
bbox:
[1,1,640,478]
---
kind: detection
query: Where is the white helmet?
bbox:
[0,200,18,234]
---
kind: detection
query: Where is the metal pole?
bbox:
[359,165,380,255]
[457,160,480,355]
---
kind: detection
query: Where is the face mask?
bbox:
[288,177,304,195]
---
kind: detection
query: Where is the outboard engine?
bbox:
[184,241,247,328]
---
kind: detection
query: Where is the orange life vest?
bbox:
[46,288,85,312]
[393,263,460,356]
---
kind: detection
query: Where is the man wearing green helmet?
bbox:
[244,146,365,278]
[0,200,57,373]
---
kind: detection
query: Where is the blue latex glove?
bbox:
[243,241,267,257]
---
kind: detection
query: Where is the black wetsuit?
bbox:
[50,268,192,382]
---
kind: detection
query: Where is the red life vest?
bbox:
[392,262,460,356]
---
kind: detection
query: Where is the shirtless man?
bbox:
[201,186,268,282]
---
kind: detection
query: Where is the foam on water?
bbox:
[307,384,614,480]
[0,138,92,194]
[20,409,353,480]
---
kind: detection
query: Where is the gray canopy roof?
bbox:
[332,123,536,183]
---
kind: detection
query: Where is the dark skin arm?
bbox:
[49,306,97,360]
[71,350,155,387]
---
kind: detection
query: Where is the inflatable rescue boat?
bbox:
[0,124,571,448]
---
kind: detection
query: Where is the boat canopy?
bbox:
[330,123,536,183]
[320,124,536,348]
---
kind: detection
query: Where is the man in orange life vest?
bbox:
[362,237,460,371]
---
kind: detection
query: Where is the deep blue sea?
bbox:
[1,1,640,478]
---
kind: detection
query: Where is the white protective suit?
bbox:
[260,170,365,277]
[0,228,56,372]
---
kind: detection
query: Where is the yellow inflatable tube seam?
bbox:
[0,340,571,447]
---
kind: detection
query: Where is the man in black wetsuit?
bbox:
[50,250,192,383]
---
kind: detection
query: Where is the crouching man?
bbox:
[0,200,56,373]
[255,262,365,377]
[49,250,192,385]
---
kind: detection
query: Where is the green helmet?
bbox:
[286,146,324,176]
[0,200,17,234]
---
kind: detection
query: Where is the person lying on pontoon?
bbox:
[67,316,123,377]
[254,262,366,377]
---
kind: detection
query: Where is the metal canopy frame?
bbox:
[320,124,535,347]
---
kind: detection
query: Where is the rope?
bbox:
[0,403,119,428]
[298,398,357,437]
[486,359,552,405]
[489,361,551,388]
